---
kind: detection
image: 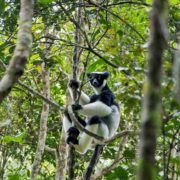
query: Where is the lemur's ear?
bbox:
[103,72,109,79]
[87,73,92,79]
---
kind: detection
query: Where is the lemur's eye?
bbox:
[89,75,93,79]
[87,73,93,79]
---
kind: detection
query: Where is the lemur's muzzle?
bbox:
[92,79,99,87]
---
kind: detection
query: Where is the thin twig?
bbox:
[0,60,63,110]
[17,81,63,110]
[86,0,146,41]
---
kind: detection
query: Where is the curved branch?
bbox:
[0,0,33,103]
[68,105,131,142]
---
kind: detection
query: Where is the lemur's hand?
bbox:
[72,104,82,111]
[69,79,79,89]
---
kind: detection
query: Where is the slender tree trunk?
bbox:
[55,128,67,180]
[0,0,33,103]
[31,29,51,179]
[173,32,180,103]
[67,1,83,179]
[138,0,168,179]
[30,62,50,179]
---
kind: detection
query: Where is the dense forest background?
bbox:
[0,0,179,179]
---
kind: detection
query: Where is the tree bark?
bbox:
[138,0,168,179]
[55,128,67,180]
[0,0,33,103]
[67,1,83,179]
[30,62,50,179]
[173,32,180,103]
[30,29,52,179]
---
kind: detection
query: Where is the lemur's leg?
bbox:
[72,101,112,117]
[107,105,120,137]
[63,110,73,133]
[63,110,86,144]
[72,116,109,154]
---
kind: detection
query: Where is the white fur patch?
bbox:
[92,80,107,94]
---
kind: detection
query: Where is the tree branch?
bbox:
[0,0,33,103]
[86,0,146,41]
[17,81,63,110]
[68,106,131,142]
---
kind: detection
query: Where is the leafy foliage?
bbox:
[0,0,179,179]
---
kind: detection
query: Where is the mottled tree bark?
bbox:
[30,62,50,179]
[173,32,180,103]
[30,29,52,179]
[138,0,168,179]
[0,0,33,103]
[55,128,67,180]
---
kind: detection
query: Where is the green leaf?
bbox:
[2,132,26,144]
[0,0,5,13]
[87,60,103,72]
[38,0,54,4]
[8,173,20,180]
[106,166,128,180]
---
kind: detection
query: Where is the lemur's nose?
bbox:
[92,79,98,86]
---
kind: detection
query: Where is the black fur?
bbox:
[67,126,80,137]
[66,126,80,145]
[64,109,72,123]
[64,108,86,127]
[87,72,109,88]
[90,94,99,103]
[78,117,86,127]
[90,85,115,106]
[69,79,79,89]
[72,104,82,111]
[88,116,102,125]
[66,136,79,145]
[64,72,120,153]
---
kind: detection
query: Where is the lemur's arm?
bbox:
[68,80,90,105]
[78,90,90,105]
[72,101,112,117]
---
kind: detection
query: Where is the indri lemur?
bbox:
[63,72,120,154]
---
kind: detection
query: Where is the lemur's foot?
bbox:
[66,127,79,145]
[67,126,80,137]
[66,136,79,145]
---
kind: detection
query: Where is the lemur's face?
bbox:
[87,72,109,88]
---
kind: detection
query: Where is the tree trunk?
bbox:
[0,0,33,103]
[138,0,168,179]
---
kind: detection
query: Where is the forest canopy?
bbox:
[0,0,179,179]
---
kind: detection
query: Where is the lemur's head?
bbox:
[87,72,109,90]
